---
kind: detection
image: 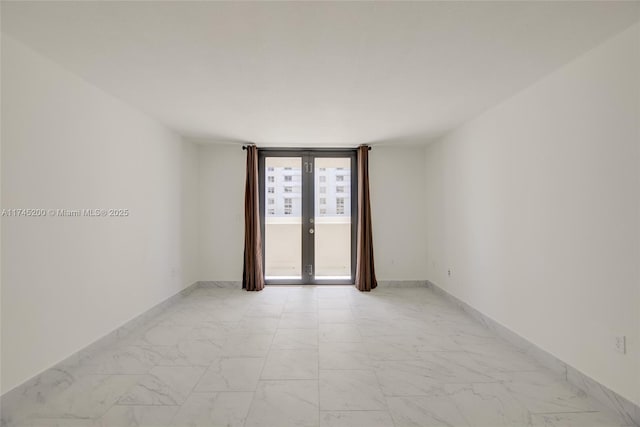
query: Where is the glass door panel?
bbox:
[314,158,352,280]
[261,150,355,285]
[264,157,302,280]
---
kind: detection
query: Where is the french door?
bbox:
[258,149,357,285]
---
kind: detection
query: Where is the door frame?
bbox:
[258,148,357,285]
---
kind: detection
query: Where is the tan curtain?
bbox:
[243,145,265,291]
[355,145,377,291]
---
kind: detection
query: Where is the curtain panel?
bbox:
[242,145,265,291]
[355,145,377,291]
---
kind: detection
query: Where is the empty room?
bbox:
[1,1,639,426]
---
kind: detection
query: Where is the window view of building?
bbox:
[314,164,351,217]
[264,159,303,217]
[264,162,351,218]
[284,198,293,215]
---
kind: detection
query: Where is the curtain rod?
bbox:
[241,145,371,150]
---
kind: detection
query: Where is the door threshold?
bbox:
[265,282,354,286]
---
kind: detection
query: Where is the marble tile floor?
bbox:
[4,285,634,427]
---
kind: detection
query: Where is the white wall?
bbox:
[370,146,427,280]
[0,36,199,394]
[198,143,246,281]
[425,23,640,405]
[0,31,4,393]
[197,144,427,281]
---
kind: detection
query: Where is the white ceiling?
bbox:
[2,1,639,146]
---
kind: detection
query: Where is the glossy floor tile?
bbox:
[5,285,634,427]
